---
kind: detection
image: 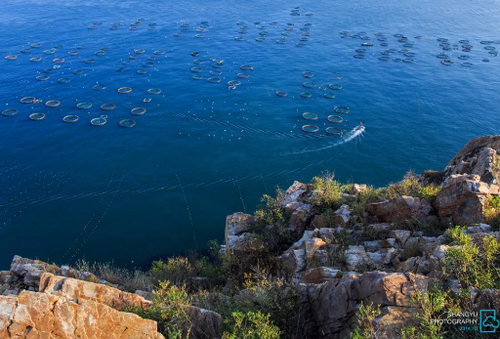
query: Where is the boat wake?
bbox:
[285,125,365,155]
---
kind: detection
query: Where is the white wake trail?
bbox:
[285,126,365,155]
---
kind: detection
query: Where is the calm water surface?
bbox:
[1,0,499,267]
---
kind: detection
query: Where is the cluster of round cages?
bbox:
[300,105,351,136]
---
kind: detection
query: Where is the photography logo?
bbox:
[480,309,500,333]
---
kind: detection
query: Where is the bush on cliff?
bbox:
[349,302,381,339]
[311,172,344,209]
[443,226,500,289]
[484,195,500,230]
[222,311,281,339]
[384,172,440,202]
[128,281,192,338]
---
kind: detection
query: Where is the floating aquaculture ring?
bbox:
[255,37,266,42]
[134,48,146,54]
[2,109,18,117]
[327,114,343,123]
[437,38,449,43]
[192,59,204,65]
[131,107,146,116]
[45,100,61,108]
[118,87,132,94]
[4,55,17,60]
[240,65,254,71]
[192,75,203,80]
[436,53,449,59]
[402,58,414,64]
[207,77,221,83]
[299,37,309,42]
[355,48,367,54]
[480,40,493,45]
[227,85,237,91]
[378,56,390,61]
[30,43,42,48]
[228,80,241,86]
[20,96,37,104]
[333,105,350,114]
[67,50,79,56]
[29,112,45,121]
[459,40,469,44]
[90,116,107,126]
[302,71,314,78]
[30,57,42,62]
[57,77,71,84]
[302,112,318,120]
[92,83,107,91]
[94,50,106,56]
[328,83,343,90]
[143,98,152,103]
[63,114,79,123]
[323,93,335,99]
[76,102,92,110]
[100,103,116,111]
[275,91,287,97]
[461,62,473,67]
[210,70,222,76]
[20,49,32,54]
[83,59,96,64]
[234,36,245,41]
[146,88,161,95]
[300,92,312,98]
[441,59,453,66]
[153,50,165,55]
[484,46,496,51]
[301,124,319,133]
[119,119,136,128]
[53,58,65,63]
[72,69,83,75]
[191,67,203,73]
[302,81,316,88]
[325,126,343,136]
[361,42,373,47]
[43,48,56,55]
[353,54,365,59]
[136,69,147,75]
[212,63,224,69]
[237,73,250,79]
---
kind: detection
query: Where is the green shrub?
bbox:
[485,195,500,230]
[350,302,381,339]
[311,172,344,209]
[384,172,439,202]
[255,193,285,227]
[402,284,461,339]
[222,311,281,339]
[127,281,192,338]
[443,226,500,289]
[151,257,194,286]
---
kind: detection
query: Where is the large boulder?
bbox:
[280,181,308,207]
[285,201,313,235]
[435,174,491,225]
[445,135,500,186]
[296,271,428,338]
[0,290,164,338]
[366,196,431,223]
[186,306,223,339]
[39,272,152,311]
[224,213,255,252]
[9,255,99,290]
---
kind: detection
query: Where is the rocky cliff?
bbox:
[1,135,499,338]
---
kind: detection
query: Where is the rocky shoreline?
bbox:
[1,135,499,338]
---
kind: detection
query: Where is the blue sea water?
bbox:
[1,0,499,268]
